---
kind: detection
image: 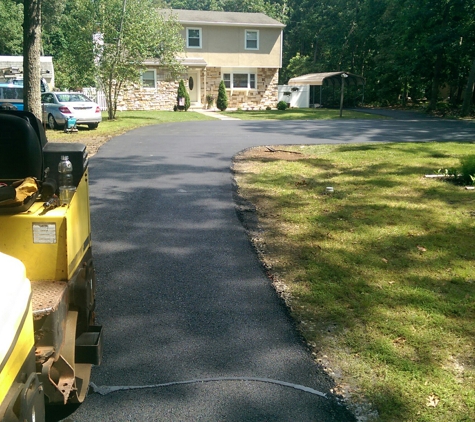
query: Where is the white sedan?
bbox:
[41,92,102,130]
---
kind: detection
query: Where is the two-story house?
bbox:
[118,9,285,111]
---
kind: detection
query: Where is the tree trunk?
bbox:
[461,59,475,117]
[428,51,443,111]
[23,0,42,119]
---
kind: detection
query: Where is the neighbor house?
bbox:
[118,9,285,111]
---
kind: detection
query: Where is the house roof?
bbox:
[160,9,285,28]
[143,57,208,67]
[288,72,365,87]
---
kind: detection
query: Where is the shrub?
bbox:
[277,101,288,110]
[266,106,272,111]
[459,155,475,184]
[217,80,228,111]
[177,79,190,111]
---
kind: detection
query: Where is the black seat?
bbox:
[0,111,46,181]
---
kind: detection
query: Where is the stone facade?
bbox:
[116,67,279,111]
[117,80,180,112]
[203,67,279,110]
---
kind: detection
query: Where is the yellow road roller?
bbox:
[0,110,102,421]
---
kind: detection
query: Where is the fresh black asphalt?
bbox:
[64,115,475,421]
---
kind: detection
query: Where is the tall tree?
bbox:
[461,59,475,117]
[42,0,97,89]
[0,0,23,55]
[95,0,184,119]
[23,0,41,118]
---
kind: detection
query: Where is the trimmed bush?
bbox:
[177,79,190,111]
[277,100,288,110]
[217,80,228,111]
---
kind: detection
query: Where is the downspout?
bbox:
[204,67,207,107]
[279,30,283,69]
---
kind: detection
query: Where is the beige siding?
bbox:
[182,26,282,68]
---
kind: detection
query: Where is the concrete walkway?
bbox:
[193,108,241,120]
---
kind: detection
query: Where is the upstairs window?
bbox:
[187,28,202,48]
[245,30,259,50]
[141,70,156,88]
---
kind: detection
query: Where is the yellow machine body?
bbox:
[0,253,33,405]
[0,110,102,413]
[0,170,91,281]
[0,253,45,422]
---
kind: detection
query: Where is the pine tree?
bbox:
[216,80,228,111]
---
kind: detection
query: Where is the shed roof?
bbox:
[160,9,285,28]
[288,72,365,87]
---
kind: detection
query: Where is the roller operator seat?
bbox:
[0,111,47,181]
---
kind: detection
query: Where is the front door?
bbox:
[187,72,200,104]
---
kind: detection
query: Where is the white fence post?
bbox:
[81,87,107,111]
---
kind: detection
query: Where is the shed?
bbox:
[287,72,365,107]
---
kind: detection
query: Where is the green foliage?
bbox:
[176,79,190,111]
[282,0,475,110]
[43,0,96,89]
[459,155,475,185]
[217,80,228,111]
[0,0,23,55]
[277,100,288,110]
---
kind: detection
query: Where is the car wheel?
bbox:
[47,114,58,130]
[88,123,99,130]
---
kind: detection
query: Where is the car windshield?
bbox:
[56,93,91,103]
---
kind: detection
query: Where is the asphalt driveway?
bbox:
[65,117,475,421]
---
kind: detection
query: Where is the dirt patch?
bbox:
[235,145,306,162]
[232,146,377,421]
[48,134,112,157]
[232,146,303,301]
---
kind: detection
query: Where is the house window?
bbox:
[222,71,256,89]
[223,73,231,89]
[245,30,259,50]
[142,70,156,88]
[250,74,256,89]
[233,74,249,88]
[187,28,202,48]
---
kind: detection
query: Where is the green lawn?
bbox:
[220,108,388,120]
[45,110,215,142]
[233,142,475,421]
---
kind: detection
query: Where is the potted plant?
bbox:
[206,94,215,110]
